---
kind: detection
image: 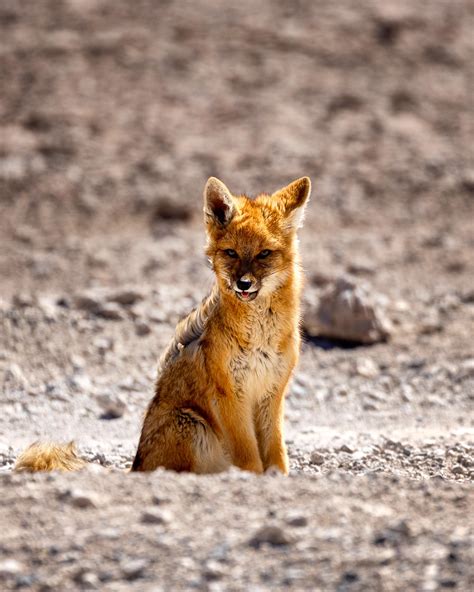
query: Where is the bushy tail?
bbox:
[15,441,87,472]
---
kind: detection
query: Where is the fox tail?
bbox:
[15,441,87,472]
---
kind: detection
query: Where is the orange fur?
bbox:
[15,176,311,475]
[132,176,311,475]
[15,441,87,472]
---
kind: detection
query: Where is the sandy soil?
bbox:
[1,0,473,590]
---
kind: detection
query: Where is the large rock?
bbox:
[304,277,392,344]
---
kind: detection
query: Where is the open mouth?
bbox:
[235,289,258,302]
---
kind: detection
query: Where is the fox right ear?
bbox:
[272,176,311,230]
[204,177,235,227]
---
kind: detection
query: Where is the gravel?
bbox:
[0,0,472,590]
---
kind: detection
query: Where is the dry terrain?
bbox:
[0,1,473,590]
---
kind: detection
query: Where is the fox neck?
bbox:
[216,257,302,326]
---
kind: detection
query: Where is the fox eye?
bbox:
[224,249,238,258]
[257,249,271,259]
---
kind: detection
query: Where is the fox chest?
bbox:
[229,345,288,403]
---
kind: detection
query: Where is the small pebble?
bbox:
[286,513,308,527]
[95,303,123,320]
[73,292,101,312]
[121,559,148,581]
[69,489,99,509]
[68,373,92,392]
[249,525,293,548]
[356,358,379,379]
[107,289,144,306]
[0,559,23,578]
[141,508,173,525]
[135,321,152,336]
[202,561,224,581]
[97,393,126,419]
[310,451,325,465]
[93,337,114,354]
[12,293,36,308]
[339,444,354,454]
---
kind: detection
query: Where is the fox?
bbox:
[15,176,311,475]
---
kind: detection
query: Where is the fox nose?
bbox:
[237,278,252,291]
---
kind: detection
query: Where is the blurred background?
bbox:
[1,0,472,295]
[0,0,473,444]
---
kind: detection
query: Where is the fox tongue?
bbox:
[241,291,249,299]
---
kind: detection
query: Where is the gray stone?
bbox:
[121,559,148,580]
[141,508,173,525]
[339,445,355,454]
[356,358,379,378]
[95,302,124,320]
[69,490,99,509]
[249,525,293,548]
[286,513,308,527]
[93,337,114,354]
[97,393,127,419]
[5,363,27,385]
[304,277,392,344]
[0,559,23,578]
[73,292,102,312]
[135,321,152,336]
[12,293,36,308]
[202,560,225,581]
[107,289,144,306]
[310,451,325,465]
[68,373,92,392]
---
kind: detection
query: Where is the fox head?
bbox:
[204,176,311,302]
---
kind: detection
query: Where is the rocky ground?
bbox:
[1,0,473,590]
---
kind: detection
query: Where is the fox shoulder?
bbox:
[158,285,219,371]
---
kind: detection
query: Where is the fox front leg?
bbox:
[255,391,289,475]
[217,396,264,474]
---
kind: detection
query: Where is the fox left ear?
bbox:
[272,176,311,229]
[204,177,236,228]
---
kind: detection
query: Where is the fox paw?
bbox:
[265,464,288,476]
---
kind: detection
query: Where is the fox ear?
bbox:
[272,176,311,229]
[204,177,235,227]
